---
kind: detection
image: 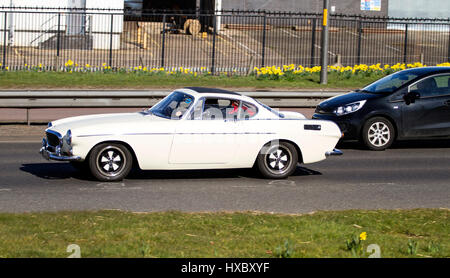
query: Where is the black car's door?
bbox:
[402,74,450,137]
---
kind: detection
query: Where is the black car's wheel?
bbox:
[362,117,395,151]
[256,141,298,179]
[88,143,132,182]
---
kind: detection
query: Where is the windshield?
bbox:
[363,70,420,94]
[150,91,194,119]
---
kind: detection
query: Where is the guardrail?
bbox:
[0,90,344,124]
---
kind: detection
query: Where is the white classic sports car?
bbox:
[40,87,343,181]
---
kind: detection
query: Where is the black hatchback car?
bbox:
[313,67,450,150]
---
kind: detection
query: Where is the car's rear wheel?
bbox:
[256,141,298,179]
[89,143,132,181]
[362,117,395,151]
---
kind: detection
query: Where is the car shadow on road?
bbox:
[337,139,450,150]
[20,163,322,181]
[20,163,97,181]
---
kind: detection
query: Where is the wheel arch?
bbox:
[86,140,140,169]
[360,114,399,140]
[253,139,304,165]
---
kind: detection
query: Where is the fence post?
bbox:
[109,14,114,67]
[261,13,267,67]
[2,12,7,69]
[320,0,330,85]
[56,13,61,57]
[161,14,166,69]
[211,15,217,75]
[403,23,408,64]
[357,19,362,65]
[310,18,316,67]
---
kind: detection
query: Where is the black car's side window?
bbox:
[410,75,450,98]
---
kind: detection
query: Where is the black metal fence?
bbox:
[1,7,449,74]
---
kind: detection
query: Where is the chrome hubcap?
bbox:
[368,122,390,147]
[96,146,126,177]
[264,145,292,175]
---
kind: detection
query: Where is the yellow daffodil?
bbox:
[359,232,367,241]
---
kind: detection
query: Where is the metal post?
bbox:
[2,12,7,69]
[56,13,61,57]
[310,18,316,67]
[261,13,267,67]
[357,19,362,65]
[211,15,217,75]
[161,14,166,69]
[109,14,114,67]
[403,23,408,64]
[320,0,329,85]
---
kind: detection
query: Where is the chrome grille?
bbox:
[46,132,60,147]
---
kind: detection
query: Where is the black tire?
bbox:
[70,161,88,172]
[256,141,298,179]
[362,117,395,151]
[88,143,133,182]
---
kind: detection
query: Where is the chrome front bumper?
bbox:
[40,137,81,162]
[325,148,343,157]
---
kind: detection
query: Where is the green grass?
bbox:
[0,209,448,258]
[0,71,382,90]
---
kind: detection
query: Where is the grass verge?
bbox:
[0,71,381,90]
[0,209,448,258]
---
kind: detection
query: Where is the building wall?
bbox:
[0,0,124,49]
[221,0,389,16]
[388,0,450,19]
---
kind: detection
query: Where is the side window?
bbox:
[203,98,240,120]
[240,102,258,120]
[410,75,450,98]
[190,98,204,120]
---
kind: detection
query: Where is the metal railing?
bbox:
[0,7,449,73]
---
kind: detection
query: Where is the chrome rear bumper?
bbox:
[325,148,343,157]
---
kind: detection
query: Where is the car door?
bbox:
[402,74,450,137]
[168,97,240,165]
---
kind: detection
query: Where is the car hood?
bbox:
[317,91,382,112]
[48,112,167,136]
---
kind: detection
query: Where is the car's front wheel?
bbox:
[362,117,395,151]
[89,143,133,181]
[256,141,298,179]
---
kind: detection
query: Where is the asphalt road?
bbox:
[0,140,449,213]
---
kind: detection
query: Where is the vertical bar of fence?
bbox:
[109,14,114,67]
[2,12,7,69]
[403,23,408,64]
[310,18,316,67]
[448,24,450,62]
[261,13,267,67]
[56,13,61,58]
[161,14,166,69]
[357,19,362,65]
[211,14,217,75]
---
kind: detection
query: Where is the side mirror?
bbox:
[404,91,420,105]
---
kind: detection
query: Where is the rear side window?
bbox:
[240,102,258,120]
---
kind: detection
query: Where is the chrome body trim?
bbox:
[325,148,343,156]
